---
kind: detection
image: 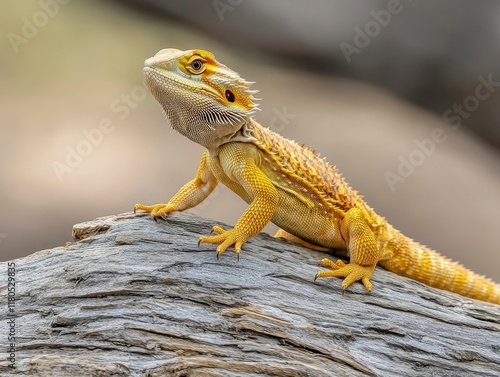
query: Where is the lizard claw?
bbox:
[216,249,240,261]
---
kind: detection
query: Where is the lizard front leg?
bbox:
[315,207,379,292]
[199,151,279,258]
[134,151,218,220]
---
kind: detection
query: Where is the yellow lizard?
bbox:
[135,48,500,304]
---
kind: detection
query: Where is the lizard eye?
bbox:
[225,90,235,102]
[191,59,203,71]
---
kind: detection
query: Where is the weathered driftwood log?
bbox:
[0,212,499,376]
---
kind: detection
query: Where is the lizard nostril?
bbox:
[225,90,235,102]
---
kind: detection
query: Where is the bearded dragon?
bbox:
[134,48,500,304]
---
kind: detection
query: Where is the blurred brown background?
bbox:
[1,1,499,281]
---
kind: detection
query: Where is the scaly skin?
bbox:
[135,48,500,304]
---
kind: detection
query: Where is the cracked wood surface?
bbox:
[0,212,499,376]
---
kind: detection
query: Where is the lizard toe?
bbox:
[315,262,375,292]
[200,227,248,258]
[134,203,175,221]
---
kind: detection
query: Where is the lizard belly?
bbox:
[207,150,345,250]
[218,176,345,249]
[272,186,346,249]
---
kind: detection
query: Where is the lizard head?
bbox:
[144,48,259,152]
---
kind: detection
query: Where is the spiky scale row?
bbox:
[250,122,370,215]
[379,229,500,304]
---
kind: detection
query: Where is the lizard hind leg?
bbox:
[314,208,379,292]
[274,229,329,252]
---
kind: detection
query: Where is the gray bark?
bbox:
[1,212,499,377]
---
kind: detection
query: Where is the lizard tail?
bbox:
[378,228,500,305]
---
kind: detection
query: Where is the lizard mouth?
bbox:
[143,67,252,129]
[144,66,256,121]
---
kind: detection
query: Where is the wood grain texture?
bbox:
[1,212,499,376]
